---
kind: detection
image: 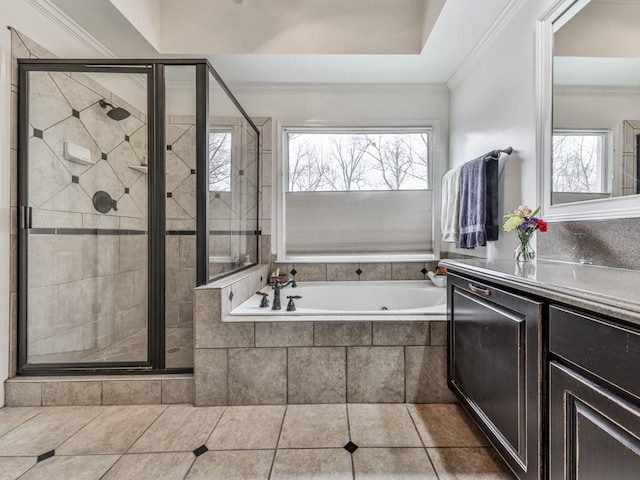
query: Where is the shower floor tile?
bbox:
[0,403,515,479]
[28,326,193,368]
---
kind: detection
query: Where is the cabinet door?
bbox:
[550,362,640,480]
[448,273,543,480]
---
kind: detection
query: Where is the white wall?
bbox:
[229,85,450,257]
[0,28,11,406]
[447,0,557,260]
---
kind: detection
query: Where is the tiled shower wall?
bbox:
[10,30,148,363]
[164,115,270,330]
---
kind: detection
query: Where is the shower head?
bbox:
[99,99,131,121]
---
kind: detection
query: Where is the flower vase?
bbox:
[514,238,536,263]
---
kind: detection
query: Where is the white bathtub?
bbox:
[227,280,447,322]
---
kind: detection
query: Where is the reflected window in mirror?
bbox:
[552,129,611,205]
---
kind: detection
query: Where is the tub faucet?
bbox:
[271,278,297,310]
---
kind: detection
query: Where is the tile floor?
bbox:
[0,403,515,479]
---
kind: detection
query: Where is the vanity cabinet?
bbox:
[549,305,640,480]
[447,272,544,480]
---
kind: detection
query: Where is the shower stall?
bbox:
[17,59,260,374]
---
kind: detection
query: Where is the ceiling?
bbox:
[49,0,514,85]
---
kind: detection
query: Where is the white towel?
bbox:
[441,167,461,242]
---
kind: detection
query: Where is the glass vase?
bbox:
[514,238,535,263]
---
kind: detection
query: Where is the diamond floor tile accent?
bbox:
[36,450,54,463]
[344,441,359,453]
[193,445,208,457]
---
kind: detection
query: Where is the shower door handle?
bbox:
[20,206,32,229]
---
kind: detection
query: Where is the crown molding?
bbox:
[23,0,116,58]
[214,83,450,94]
[447,0,527,90]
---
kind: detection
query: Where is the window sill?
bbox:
[278,253,437,263]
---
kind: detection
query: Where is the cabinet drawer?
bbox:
[549,305,640,400]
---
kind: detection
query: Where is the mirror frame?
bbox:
[536,0,640,221]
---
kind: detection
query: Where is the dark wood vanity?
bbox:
[443,260,640,480]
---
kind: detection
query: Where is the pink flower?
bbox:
[513,206,533,217]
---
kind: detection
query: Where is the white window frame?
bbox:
[275,123,443,263]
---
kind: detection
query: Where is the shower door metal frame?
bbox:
[16,59,219,375]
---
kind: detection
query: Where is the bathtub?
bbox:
[227,280,447,322]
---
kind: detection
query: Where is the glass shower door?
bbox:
[23,67,150,365]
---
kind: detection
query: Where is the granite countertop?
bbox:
[439,258,640,326]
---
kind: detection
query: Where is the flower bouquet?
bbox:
[503,206,548,263]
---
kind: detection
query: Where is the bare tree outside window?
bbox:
[286,130,430,192]
[552,133,604,193]
[209,131,231,191]
[288,133,331,191]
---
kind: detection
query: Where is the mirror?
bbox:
[550,0,640,207]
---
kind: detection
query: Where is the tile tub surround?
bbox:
[0,403,515,479]
[537,217,640,271]
[194,265,454,406]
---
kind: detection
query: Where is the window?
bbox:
[280,127,434,261]
[288,131,430,192]
[208,130,232,191]
[552,130,608,193]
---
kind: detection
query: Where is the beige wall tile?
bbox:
[162,377,194,404]
[255,322,313,347]
[288,347,346,404]
[228,348,287,405]
[42,381,102,406]
[430,321,447,346]
[372,321,430,346]
[292,263,327,282]
[405,346,457,403]
[314,322,371,346]
[102,380,162,405]
[391,262,427,280]
[347,346,404,403]
[326,263,359,281]
[358,263,391,281]
[194,348,227,406]
[5,382,42,407]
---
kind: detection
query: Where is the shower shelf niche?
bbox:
[128,165,148,173]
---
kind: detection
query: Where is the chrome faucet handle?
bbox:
[255,291,270,308]
[286,295,302,312]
